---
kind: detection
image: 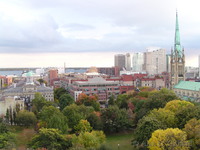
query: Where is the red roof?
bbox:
[122,75,133,81]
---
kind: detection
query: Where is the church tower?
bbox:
[170,11,185,88]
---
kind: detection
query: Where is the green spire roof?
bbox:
[174,11,182,57]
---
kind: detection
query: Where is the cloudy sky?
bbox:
[0,0,199,68]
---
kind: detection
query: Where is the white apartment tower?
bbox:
[132,52,144,72]
[144,48,166,75]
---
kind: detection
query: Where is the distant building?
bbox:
[144,48,166,75]
[0,96,24,117]
[173,81,200,102]
[48,69,58,86]
[2,72,54,102]
[114,54,125,71]
[125,53,131,71]
[132,52,144,72]
[166,54,171,73]
[199,55,200,78]
[170,11,185,88]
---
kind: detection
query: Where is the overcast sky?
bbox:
[0,0,199,67]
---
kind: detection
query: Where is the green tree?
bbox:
[101,106,131,133]
[54,87,68,100]
[133,116,163,145]
[175,105,200,128]
[28,128,72,150]
[184,118,200,149]
[148,108,177,128]
[32,93,51,115]
[62,104,94,129]
[74,120,92,133]
[72,130,105,149]
[59,93,74,110]
[86,112,103,130]
[108,94,115,106]
[148,128,189,150]
[135,88,178,122]
[15,110,37,127]
[39,106,68,133]
[0,118,16,149]
[116,94,128,109]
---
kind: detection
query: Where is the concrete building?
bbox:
[173,81,200,102]
[125,53,131,71]
[114,54,125,71]
[166,54,171,73]
[170,11,185,88]
[132,52,144,72]
[0,96,24,117]
[144,48,166,75]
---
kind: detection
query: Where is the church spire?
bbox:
[174,10,182,57]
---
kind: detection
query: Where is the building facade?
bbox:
[114,54,126,71]
[132,52,144,72]
[144,48,166,75]
[125,53,131,71]
[173,81,200,102]
[170,11,185,88]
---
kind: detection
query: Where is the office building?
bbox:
[114,54,125,71]
[132,52,144,72]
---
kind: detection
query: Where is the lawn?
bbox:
[8,126,35,150]
[104,131,136,150]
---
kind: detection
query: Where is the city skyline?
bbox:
[0,0,200,67]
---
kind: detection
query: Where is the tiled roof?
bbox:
[174,81,200,91]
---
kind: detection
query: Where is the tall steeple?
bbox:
[174,11,182,58]
[170,10,185,88]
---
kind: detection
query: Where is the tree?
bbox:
[37,78,47,85]
[116,94,129,109]
[148,128,189,150]
[59,94,74,110]
[28,128,72,150]
[134,88,178,123]
[32,93,51,115]
[15,110,37,127]
[62,104,94,129]
[164,100,194,114]
[54,87,68,100]
[0,118,15,149]
[74,120,92,133]
[72,130,105,149]
[175,105,200,129]
[148,108,177,128]
[39,106,68,133]
[86,112,103,130]
[101,106,131,133]
[76,93,100,111]
[184,118,200,149]
[108,94,115,106]
[133,116,163,145]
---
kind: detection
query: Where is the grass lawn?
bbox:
[8,126,35,150]
[104,131,136,150]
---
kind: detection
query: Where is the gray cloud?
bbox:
[0,0,199,59]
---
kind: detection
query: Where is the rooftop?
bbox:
[174,81,200,91]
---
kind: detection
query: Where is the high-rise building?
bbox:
[170,11,185,88]
[114,54,125,71]
[132,52,144,72]
[166,54,171,73]
[199,55,200,78]
[125,53,131,71]
[144,48,166,75]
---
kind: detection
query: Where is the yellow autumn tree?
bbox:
[148,128,189,150]
[164,100,194,114]
[184,118,200,149]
